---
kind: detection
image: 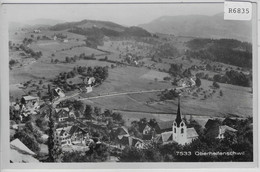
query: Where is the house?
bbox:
[160,97,199,145]
[68,109,82,119]
[118,135,145,149]
[55,126,72,146]
[86,77,95,86]
[140,124,154,140]
[55,125,89,146]
[53,35,57,40]
[142,124,152,135]
[10,139,39,163]
[54,87,65,98]
[81,86,93,93]
[63,39,69,43]
[114,126,129,140]
[205,119,237,139]
[69,125,89,144]
[33,29,41,33]
[21,95,39,109]
[217,125,237,139]
[176,79,187,87]
[55,108,70,122]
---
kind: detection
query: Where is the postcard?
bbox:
[0,0,258,170]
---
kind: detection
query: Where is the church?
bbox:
[161,97,199,145]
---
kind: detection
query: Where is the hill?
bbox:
[185,38,252,68]
[139,13,252,42]
[50,19,126,32]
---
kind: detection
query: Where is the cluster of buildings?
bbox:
[114,97,238,150]
[53,35,69,43]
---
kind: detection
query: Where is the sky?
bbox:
[5,3,224,26]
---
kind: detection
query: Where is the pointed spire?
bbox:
[175,96,182,127]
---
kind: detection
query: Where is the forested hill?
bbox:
[185,39,252,68]
[50,19,126,32]
[50,19,152,39]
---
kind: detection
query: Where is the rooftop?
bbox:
[10,138,36,156]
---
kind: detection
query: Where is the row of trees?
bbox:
[19,44,42,59]
[213,70,252,87]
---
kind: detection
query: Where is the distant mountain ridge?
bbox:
[139,13,252,42]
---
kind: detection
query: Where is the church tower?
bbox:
[172,97,187,145]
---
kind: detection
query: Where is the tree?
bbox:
[14,130,40,153]
[195,78,201,87]
[10,106,20,122]
[37,91,42,98]
[213,81,220,89]
[103,109,112,117]
[84,104,93,119]
[47,107,55,162]
[148,119,157,128]
[220,90,223,96]
[112,112,123,122]
[65,56,70,63]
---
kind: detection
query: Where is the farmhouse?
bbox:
[55,108,70,122]
[160,97,199,145]
[21,95,39,109]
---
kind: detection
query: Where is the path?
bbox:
[78,86,186,101]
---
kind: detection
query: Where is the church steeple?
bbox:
[175,96,182,127]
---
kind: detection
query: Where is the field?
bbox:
[79,66,252,124]
[9,24,253,127]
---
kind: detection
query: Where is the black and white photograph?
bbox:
[1,0,258,167]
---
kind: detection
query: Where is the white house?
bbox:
[55,126,72,146]
[54,87,65,98]
[217,125,237,139]
[33,29,41,33]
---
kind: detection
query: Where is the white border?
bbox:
[1,0,259,171]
